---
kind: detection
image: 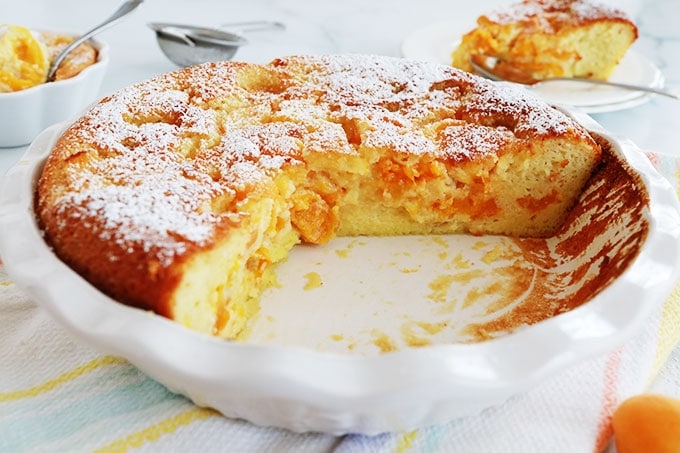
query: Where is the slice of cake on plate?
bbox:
[451,0,638,82]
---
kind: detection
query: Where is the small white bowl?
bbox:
[0,34,109,148]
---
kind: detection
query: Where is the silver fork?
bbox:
[469,56,679,100]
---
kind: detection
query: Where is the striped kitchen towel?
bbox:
[1,152,679,452]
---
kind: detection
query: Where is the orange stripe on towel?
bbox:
[593,347,623,453]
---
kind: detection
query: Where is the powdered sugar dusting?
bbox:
[364,122,437,155]
[486,0,633,31]
[43,54,594,265]
[461,82,574,137]
[439,124,514,162]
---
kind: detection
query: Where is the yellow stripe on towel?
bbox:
[95,407,218,453]
[0,356,126,402]
[394,430,418,452]
[649,282,680,384]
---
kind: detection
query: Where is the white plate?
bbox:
[401,21,666,113]
[1,112,680,434]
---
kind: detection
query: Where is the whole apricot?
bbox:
[612,393,680,453]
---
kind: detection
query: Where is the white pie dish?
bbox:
[0,108,679,435]
[0,31,109,148]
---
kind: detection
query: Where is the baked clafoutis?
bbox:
[36,55,601,339]
[451,0,638,83]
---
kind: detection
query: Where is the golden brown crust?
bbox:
[36,55,601,336]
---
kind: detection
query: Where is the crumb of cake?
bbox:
[303,271,323,290]
[400,324,433,348]
[335,248,350,258]
[481,245,504,264]
[427,275,458,304]
[413,321,448,335]
[400,266,421,274]
[451,253,471,269]
[371,330,398,353]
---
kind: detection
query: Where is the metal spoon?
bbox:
[148,21,285,67]
[469,55,679,100]
[47,0,144,82]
